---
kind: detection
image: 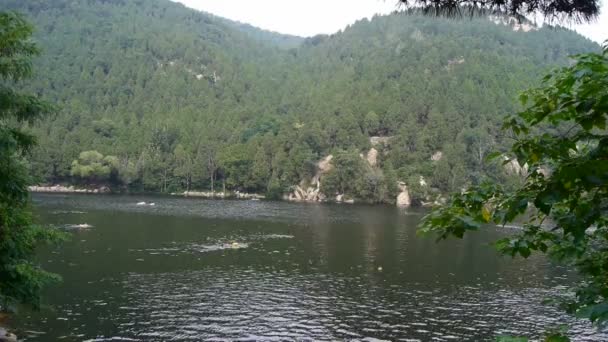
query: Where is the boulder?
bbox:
[366,148,378,167]
[397,191,411,208]
[504,157,528,176]
[431,151,443,161]
[0,328,17,342]
[396,181,411,208]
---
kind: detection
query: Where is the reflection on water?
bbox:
[8,194,605,341]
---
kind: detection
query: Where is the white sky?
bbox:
[174,0,607,43]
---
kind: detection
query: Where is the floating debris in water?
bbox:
[261,234,294,239]
[64,223,93,229]
[51,210,86,214]
[135,201,155,206]
[191,242,249,253]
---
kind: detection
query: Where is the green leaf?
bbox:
[545,334,570,342]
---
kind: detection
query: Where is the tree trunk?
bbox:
[210,171,215,194]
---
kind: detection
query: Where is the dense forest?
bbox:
[4,0,599,204]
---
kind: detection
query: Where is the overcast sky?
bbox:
[174,0,606,43]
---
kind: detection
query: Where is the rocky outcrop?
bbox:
[489,15,538,32]
[431,151,443,161]
[419,176,427,187]
[0,328,17,342]
[369,136,393,146]
[421,196,447,207]
[396,181,411,208]
[335,194,354,204]
[286,184,325,202]
[182,191,264,200]
[285,155,333,202]
[504,157,528,176]
[366,148,378,167]
[29,185,110,194]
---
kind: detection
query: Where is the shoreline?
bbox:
[28,184,430,208]
[28,185,110,194]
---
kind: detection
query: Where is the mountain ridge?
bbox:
[5,0,600,204]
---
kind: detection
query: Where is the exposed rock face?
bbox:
[396,181,411,208]
[366,148,378,167]
[287,184,325,202]
[489,15,539,32]
[369,136,393,146]
[504,157,528,176]
[419,176,427,187]
[334,194,354,204]
[539,166,552,178]
[421,196,447,207]
[286,155,333,202]
[446,57,465,71]
[431,151,443,161]
[317,155,333,171]
[0,328,17,342]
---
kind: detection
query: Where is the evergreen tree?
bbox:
[0,11,63,311]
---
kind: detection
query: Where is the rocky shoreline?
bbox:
[181,190,265,200]
[0,326,17,342]
[28,185,111,194]
[28,184,433,208]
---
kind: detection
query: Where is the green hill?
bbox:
[5,0,599,203]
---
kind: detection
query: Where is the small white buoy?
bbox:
[377,266,383,272]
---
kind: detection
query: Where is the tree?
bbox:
[70,150,119,184]
[217,144,255,191]
[0,11,63,311]
[321,150,366,197]
[173,144,194,191]
[2,0,599,198]
[398,0,599,23]
[419,45,608,331]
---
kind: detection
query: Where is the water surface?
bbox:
[9,194,605,341]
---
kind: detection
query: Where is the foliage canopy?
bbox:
[0,11,63,311]
[398,0,600,23]
[419,44,608,328]
[3,0,598,202]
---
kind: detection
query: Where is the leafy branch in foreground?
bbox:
[0,11,65,312]
[398,0,600,23]
[419,43,607,330]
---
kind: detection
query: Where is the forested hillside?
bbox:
[6,0,599,203]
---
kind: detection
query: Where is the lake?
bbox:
[8,193,605,341]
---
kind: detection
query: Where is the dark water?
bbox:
[8,193,605,341]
